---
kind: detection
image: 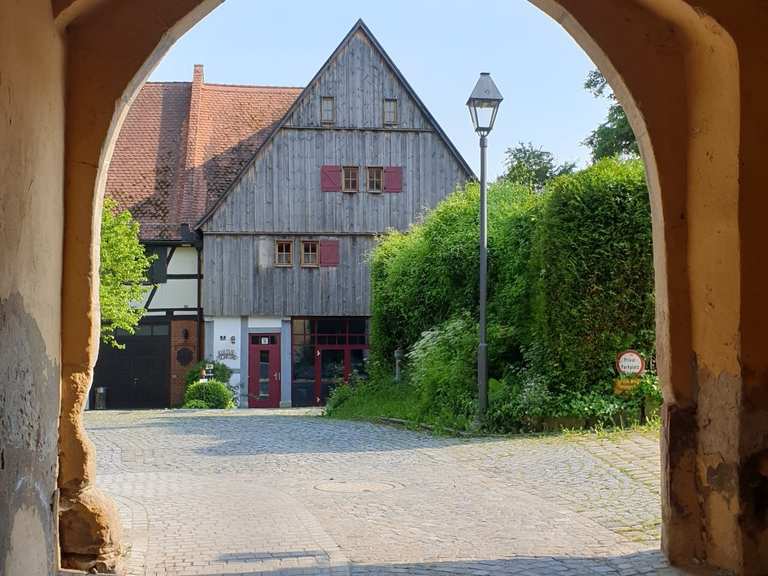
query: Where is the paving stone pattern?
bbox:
[85,410,677,576]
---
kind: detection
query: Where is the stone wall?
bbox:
[0,1,66,574]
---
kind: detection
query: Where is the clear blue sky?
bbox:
[150,0,609,179]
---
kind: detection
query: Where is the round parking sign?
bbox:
[616,350,645,375]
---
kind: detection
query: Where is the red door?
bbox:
[248,333,281,408]
[314,347,369,405]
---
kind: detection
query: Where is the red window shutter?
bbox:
[383,166,403,193]
[319,240,340,267]
[321,165,342,192]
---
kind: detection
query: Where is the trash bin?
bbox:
[95,386,107,410]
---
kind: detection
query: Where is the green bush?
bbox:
[527,158,654,396]
[183,380,234,409]
[362,157,655,433]
[370,179,540,369]
[182,399,210,409]
[185,360,232,388]
[407,314,478,430]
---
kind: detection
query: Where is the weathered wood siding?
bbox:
[204,235,372,316]
[203,130,466,234]
[286,31,428,130]
[202,29,470,317]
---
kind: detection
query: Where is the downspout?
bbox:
[196,242,203,362]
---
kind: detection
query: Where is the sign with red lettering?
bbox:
[616,350,645,376]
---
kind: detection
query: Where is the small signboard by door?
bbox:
[248,334,280,408]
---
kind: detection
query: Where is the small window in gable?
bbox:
[367,167,383,193]
[342,166,359,192]
[383,98,398,126]
[301,240,319,267]
[321,96,335,125]
[275,240,293,267]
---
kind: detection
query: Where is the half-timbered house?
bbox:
[93,20,472,409]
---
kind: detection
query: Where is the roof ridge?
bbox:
[202,82,304,90]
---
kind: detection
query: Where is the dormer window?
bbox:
[383,98,398,126]
[321,96,335,125]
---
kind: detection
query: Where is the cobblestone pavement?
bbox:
[85,410,677,576]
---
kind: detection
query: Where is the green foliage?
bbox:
[370,179,540,366]
[362,157,655,434]
[185,360,233,388]
[182,399,210,409]
[407,314,478,430]
[502,142,575,190]
[583,69,639,161]
[99,197,155,348]
[527,158,654,396]
[325,376,419,422]
[183,380,234,409]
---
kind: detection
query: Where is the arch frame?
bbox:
[57,1,766,573]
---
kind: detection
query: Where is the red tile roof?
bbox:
[105,65,301,241]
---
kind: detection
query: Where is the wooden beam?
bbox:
[282,125,434,134]
[204,231,378,237]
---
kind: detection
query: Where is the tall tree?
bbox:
[502,142,575,190]
[99,197,155,348]
[583,69,639,160]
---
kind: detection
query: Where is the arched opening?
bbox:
[52,1,758,574]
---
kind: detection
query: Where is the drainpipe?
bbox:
[196,244,203,362]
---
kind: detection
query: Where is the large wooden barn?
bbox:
[93,20,473,409]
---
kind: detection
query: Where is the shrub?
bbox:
[363,158,655,433]
[184,380,234,409]
[370,179,539,367]
[407,314,478,430]
[527,158,654,396]
[182,399,210,409]
[185,360,232,388]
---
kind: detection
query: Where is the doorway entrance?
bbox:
[292,317,369,406]
[248,333,281,408]
[91,318,170,409]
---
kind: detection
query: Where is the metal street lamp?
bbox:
[467,72,503,421]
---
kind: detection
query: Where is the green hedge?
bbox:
[365,158,656,431]
[370,179,538,369]
[526,158,654,396]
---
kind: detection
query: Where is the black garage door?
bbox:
[92,320,170,409]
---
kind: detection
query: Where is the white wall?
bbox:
[137,246,198,310]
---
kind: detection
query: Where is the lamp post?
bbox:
[467,73,503,420]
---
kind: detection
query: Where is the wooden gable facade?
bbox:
[200,20,473,318]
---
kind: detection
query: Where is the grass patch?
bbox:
[324,379,420,423]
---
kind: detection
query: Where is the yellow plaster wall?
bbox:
[0,0,65,574]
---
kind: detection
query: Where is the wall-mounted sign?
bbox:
[616,350,645,376]
[216,349,238,361]
[613,376,641,395]
[260,337,270,345]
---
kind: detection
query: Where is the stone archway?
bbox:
[53,1,767,574]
